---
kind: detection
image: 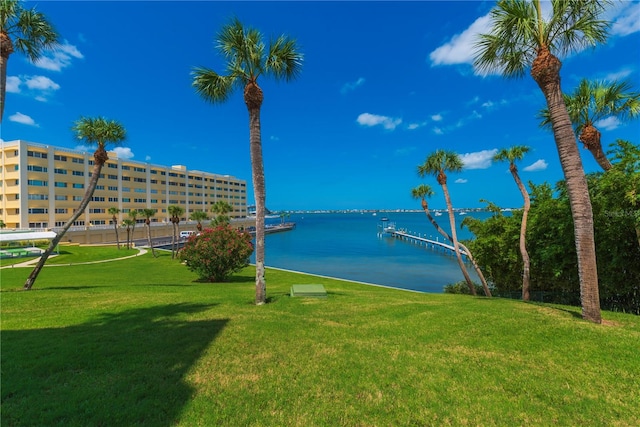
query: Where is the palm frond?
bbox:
[411,184,435,200]
[266,35,303,82]
[14,8,59,61]
[191,67,237,104]
[72,117,126,149]
[473,0,539,78]
[546,0,610,57]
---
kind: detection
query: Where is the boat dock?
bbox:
[377,220,466,257]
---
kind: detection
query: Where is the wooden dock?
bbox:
[384,229,467,257]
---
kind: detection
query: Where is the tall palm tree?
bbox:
[122,218,135,250]
[128,209,138,246]
[0,0,59,123]
[189,210,209,232]
[141,208,157,258]
[211,200,232,227]
[417,150,476,295]
[192,18,303,305]
[167,205,184,259]
[411,184,491,297]
[493,146,532,301]
[108,207,121,249]
[540,79,640,171]
[24,117,126,289]
[474,0,609,323]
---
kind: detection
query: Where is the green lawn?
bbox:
[1,250,639,426]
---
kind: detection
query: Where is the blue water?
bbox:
[251,211,491,293]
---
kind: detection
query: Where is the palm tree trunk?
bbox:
[171,220,177,259]
[421,205,491,297]
[245,81,266,305]
[146,222,157,258]
[511,169,531,301]
[0,51,8,124]
[113,217,121,250]
[580,125,612,171]
[24,149,107,290]
[441,183,476,295]
[531,48,601,323]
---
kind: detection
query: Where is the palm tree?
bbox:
[0,0,59,123]
[0,219,6,229]
[192,18,303,305]
[189,210,209,232]
[474,0,609,323]
[24,116,126,290]
[167,205,184,259]
[108,207,121,249]
[411,184,492,297]
[417,150,476,295]
[211,200,233,227]
[540,79,640,171]
[122,218,135,250]
[141,208,157,258]
[493,146,532,301]
[128,209,138,246]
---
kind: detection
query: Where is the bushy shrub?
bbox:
[444,281,485,295]
[179,226,253,282]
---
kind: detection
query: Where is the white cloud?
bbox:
[6,76,21,93]
[270,135,280,141]
[145,155,152,162]
[610,2,640,36]
[455,178,468,184]
[429,14,492,66]
[112,147,135,160]
[341,77,365,94]
[595,116,621,131]
[523,159,548,172]
[432,127,444,135]
[34,41,84,71]
[431,114,443,122]
[604,68,633,82]
[356,113,402,130]
[9,112,38,126]
[25,76,60,91]
[460,149,498,170]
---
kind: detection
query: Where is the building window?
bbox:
[28,180,48,186]
[54,168,67,174]
[55,208,68,214]
[122,176,130,181]
[54,155,67,161]
[27,165,47,172]
[28,194,48,200]
[73,196,82,201]
[27,151,47,158]
[72,157,84,164]
[72,171,84,176]
[55,182,67,188]
[72,183,84,189]
[28,208,48,214]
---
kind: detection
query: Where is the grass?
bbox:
[1,249,639,426]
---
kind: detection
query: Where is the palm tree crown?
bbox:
[417,149,464,185]
[1,0,59,122]
[493,145,531,173]
[474,0,610,78]
[192,18,302,105]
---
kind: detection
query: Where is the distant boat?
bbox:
[372,212,377,216]
[458,211,467,216]
[434,211,443,216]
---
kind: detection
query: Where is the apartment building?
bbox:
[0,140,247,229]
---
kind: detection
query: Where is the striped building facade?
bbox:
[0,140,247,230]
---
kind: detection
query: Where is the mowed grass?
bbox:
[1,249,639,426]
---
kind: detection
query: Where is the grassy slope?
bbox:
[1,250,639,426]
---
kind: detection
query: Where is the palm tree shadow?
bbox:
[2,303,227,426]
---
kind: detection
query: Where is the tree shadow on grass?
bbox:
[1,303,227,427]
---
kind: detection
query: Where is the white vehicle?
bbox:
[179,231,196,239]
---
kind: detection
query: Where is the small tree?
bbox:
[108,207,121,249]
[168,205,184,258]
[179,225,254,282]
[0,219,6,229]
[190,210,209,232]
[141,208,157,258]
[211,200,233,227]
[122,218,135,249]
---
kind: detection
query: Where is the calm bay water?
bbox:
[251,211,491,293]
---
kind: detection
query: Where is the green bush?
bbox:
[179,226,253,282]
[444,281,485,295]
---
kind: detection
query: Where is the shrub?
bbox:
[179,226,254,282]
[444,281,485,295]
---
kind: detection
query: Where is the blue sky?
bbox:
[2,1,639,211]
